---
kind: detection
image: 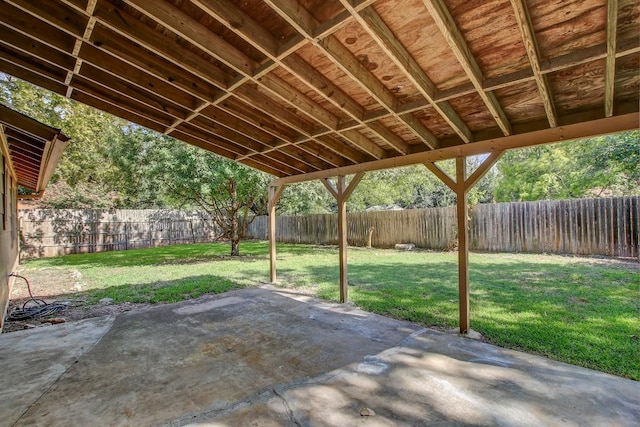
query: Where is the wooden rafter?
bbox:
[266,0,440,149]
[89,2,347,173]
[64,0,97,98]
[605,0,619,118]
[509,0,557,128]
[422,0,512,136]
[126,0,389,164]
[346,3,473,143]
[193,0,406,161]
[0,0,636,182]
[436,39,640,104]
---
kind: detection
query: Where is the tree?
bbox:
[494,131,639,202]
[147,138,269,255]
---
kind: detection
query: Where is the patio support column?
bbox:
[424,151,504,333]
[337,176,348,303]
[322,173,364,303]
[268,183,285,283]
[455,157,470,333]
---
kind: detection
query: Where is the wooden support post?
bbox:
[268,183,285,283]
[455,157,470,333]
[337,176,348,303]
[425,151,504,333]
[322,173,364,303]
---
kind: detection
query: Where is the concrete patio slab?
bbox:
[1,286,638,426]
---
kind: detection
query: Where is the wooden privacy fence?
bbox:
[469,197,638,257]
[246,207,458,250]
[246,196,639,258]
[18,209,219,258]
[18,196,639,259]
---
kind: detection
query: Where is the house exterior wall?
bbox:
[0,133,19,331]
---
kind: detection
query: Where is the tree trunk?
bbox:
[229,179,240,256]
[231,237,240,256]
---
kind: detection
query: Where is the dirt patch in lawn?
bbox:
[3,300,149,333]
[3,267,149,334]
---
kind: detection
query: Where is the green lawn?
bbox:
[19,241,639,380]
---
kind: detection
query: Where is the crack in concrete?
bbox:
[273,387,302,427]
[166,388,277,426]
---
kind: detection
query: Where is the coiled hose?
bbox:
[6,273,71,321]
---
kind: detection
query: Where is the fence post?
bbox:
[124,221,129,251]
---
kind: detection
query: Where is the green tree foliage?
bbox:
[494,131,639,201]
[147,137,269,255]
[278,181,334,214]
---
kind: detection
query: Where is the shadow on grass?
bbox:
[23,241,322,269]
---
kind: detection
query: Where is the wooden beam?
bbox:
[64,0,97,98]
[233,85,317,136]
[321,178,339,199]
[192,0,398,162]
[343,172,365,200]
[367,121,409,155]
[91,4,229,91]
[272,112,638,185]
[422,0,512,136]
[464,151,505,191]
[312,0,378,39]
[319,35,398,113]
[121,0,364,169]
[341,129,386,159]
[6,0,88,37]
[192,0,280,58]
[257,74,339,130]
[241,158,287,177]
[266,0,439,150]
[435,39,640,103]
[123,0,257,76]
[322,34,438,148]
[455,157,469,333]
[605,0,619,117]
[316,135,371,164]
[269,184,285,283]
[509,0,557,127]
[0,24,75,71]
[295,141,353,169]
[268,0,335,36]
[353,5,473,143]
[424,162,456,191]
[399,113,439,149]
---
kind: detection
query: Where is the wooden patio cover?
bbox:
[0,0,638,331]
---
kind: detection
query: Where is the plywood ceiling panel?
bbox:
[0,0,635,179]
